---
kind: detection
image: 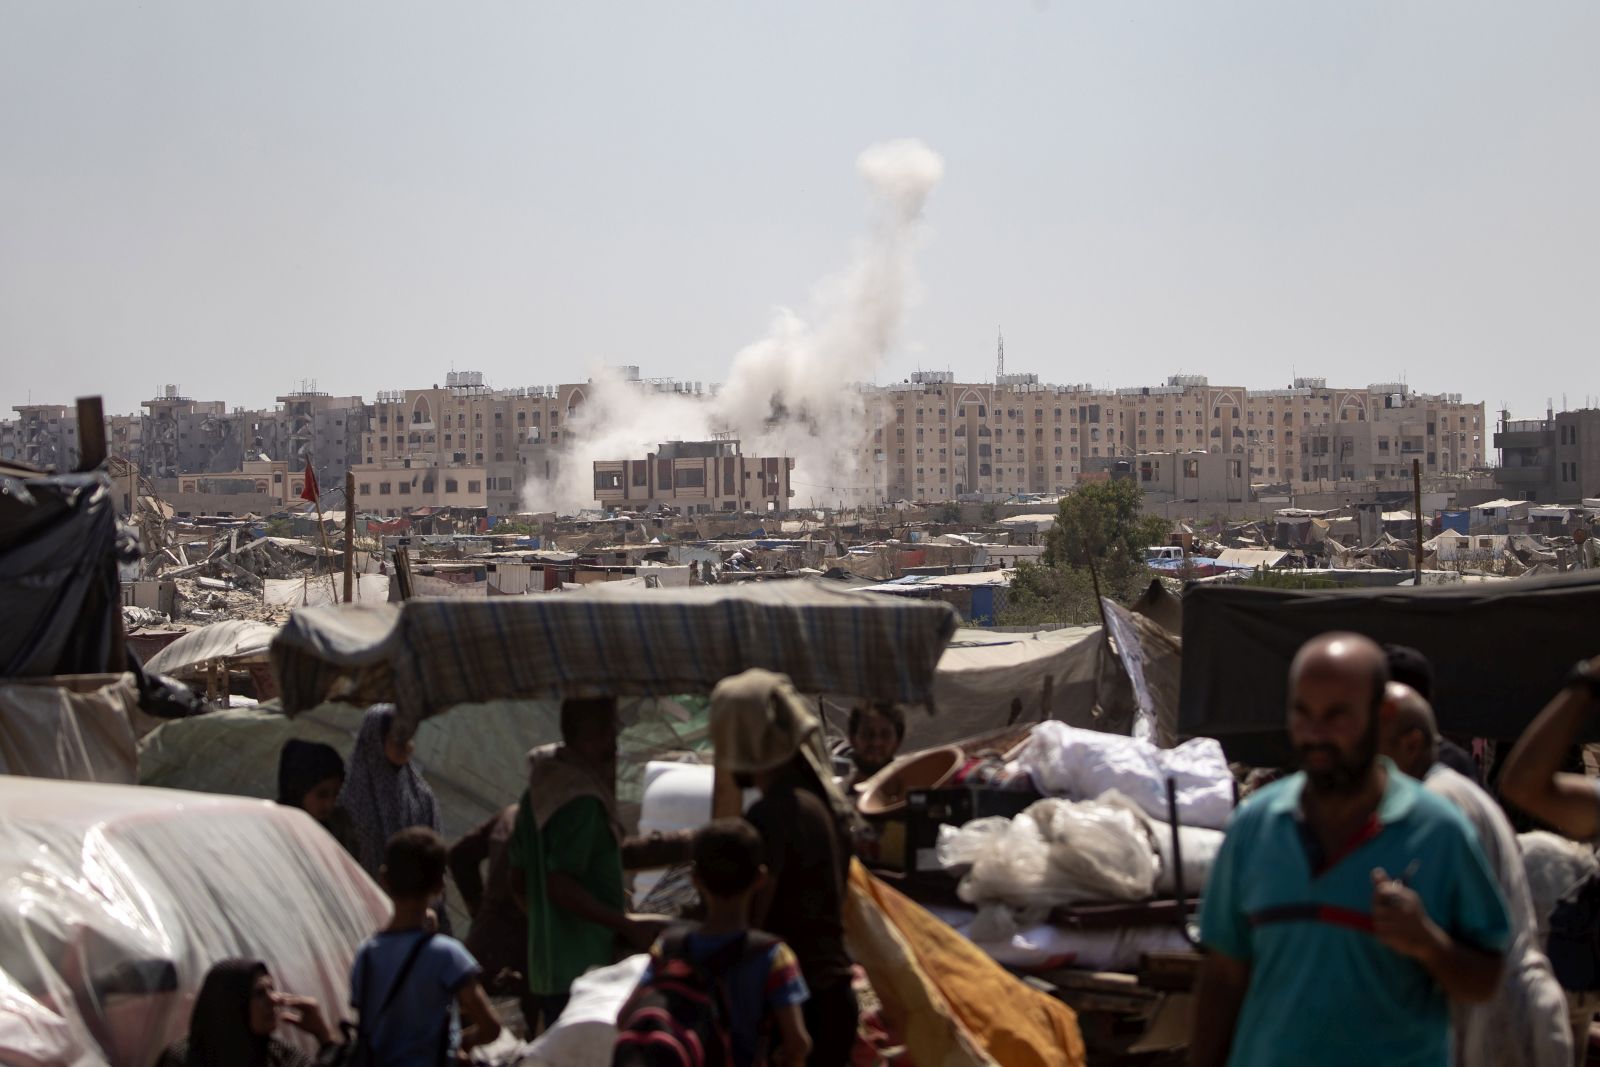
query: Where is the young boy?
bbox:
[626,818,812,1067]
[351,827,502,1066]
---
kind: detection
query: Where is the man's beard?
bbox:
[1295,717,1379,794]
[852,754,890,779]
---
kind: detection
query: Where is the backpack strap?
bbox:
[368,932,435,1026]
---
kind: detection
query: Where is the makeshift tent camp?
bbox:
[0,777,388,1067]
[270,579,958,729]
[1180,572,1600,762]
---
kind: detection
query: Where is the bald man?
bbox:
[1380,682,1571,1067]
[1191,632,1512,1067]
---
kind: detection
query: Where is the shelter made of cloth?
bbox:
[1180,572,1600,762]
[270,579,957,731]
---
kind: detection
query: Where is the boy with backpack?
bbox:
[614,818,811,1067]
[350,827,502,1065]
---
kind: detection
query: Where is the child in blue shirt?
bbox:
[350,827,501,1066]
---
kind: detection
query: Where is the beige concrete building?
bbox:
[850,373,1485,502]
[593,440,793,513]
[351,460,491,518]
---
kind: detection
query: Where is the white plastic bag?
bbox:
[936,795,1157,909]
[1014,721,1235,829]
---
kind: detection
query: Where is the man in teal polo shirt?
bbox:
[1190,632,1511,1067]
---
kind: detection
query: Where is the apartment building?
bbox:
[1494,408,1600,504]
[593,439,793,513]
[351,459,491,518]
[852,373,1485,502]
[13,404,80,470]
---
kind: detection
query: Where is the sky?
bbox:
[2,1,1597,424]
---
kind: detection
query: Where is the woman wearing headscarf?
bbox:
[709,669,860,1067]
[154,959,336,1067]
[276,739,360,858]
[338,706,443,879]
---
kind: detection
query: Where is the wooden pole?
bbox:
[392,546,415,600]
[311,491,339,603]
[344,470,356,603]
[1412,458,1424,586]
[74,396,107,471]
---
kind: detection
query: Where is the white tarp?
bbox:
[0,675,141,784]
[262,574,390,608]
[143,620,280,676]
[0,778,389,1067]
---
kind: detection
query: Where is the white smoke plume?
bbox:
[522,138,945,514]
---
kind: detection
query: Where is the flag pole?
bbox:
[303,459,339,603]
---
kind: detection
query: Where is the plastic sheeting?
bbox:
[139,698,714,933]
[937,794,1159,911]
[1013,721,1235,829]
[1180,573,1600,760]
[0,470,127,679]
[0,675,141,784]
[0,777,389,1067]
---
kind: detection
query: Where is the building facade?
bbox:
[1493,408,1600,504]
[849,373,1485,503]
[593,440,794,513]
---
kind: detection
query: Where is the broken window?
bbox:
[595,470,623,490]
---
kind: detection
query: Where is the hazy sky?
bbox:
[3,2,1597,423]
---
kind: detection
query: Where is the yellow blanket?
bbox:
[844,860,1088,1067]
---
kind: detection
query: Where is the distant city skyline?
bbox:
[3,3,1597,423]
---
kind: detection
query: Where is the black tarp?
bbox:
[1179,573,1600,764]
[0,467,127,678]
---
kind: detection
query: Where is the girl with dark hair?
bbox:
[154,959,335,1067]
[276,739,360,858]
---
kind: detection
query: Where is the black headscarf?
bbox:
[186,959,271,1067]
[276,740,346,810]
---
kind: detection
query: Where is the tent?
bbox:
[270,579,958,730]
[1179,572,1600,762]
[0,777,387,1067]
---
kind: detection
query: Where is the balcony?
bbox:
[1494,428,1552,450]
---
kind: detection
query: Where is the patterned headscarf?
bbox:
[337,705,441,878]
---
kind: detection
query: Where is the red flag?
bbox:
[300,459,320,504]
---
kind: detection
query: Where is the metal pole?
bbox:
[1412,458,1424,586]
[344,470,356,603]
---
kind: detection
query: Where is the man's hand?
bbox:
[1370,868,1444,962]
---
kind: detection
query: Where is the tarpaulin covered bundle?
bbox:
[0,468,128,678]
[1180,573,1600,762]
[270,579,958,728]
[0,777,388,1067]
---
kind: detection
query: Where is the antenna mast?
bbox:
[995,328,1005,381]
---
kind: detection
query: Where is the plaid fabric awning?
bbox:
[271,579,958,728]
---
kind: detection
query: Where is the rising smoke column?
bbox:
[523,138,945,514]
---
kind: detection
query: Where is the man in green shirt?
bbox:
[509,698,662,1032]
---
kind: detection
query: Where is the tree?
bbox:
[1043,480,1170,578]
[997,480,1171,627]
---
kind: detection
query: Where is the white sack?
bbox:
[1014,721,1235,829]
[517,955,649,1067]
[936,795,1157,910]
